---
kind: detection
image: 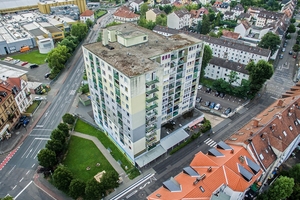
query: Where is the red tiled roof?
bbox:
[222,30,240,40]
[113,6,139,18]
[80,9,94,17]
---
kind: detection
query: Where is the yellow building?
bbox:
[146,8,165,22]
[38,0,87,14]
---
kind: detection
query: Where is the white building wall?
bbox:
[167,12,180,29]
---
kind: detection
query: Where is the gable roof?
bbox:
[238,13,251,19]
[147,145,262,200]
[232,4,244,11]
[113,6,140,18]
[190,7,209,18]
[222,30,241,40]
[173,9,190,18]
[132,0,144,4]
[151,8,165,15]
[224,11,234,16]
[0,77,22,96]
[80,10,94,17]
[241,20,251,30]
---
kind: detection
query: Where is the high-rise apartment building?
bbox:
[82,23,204,164]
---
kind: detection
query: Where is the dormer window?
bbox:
[289,126,293,131]
[283,131,287,137]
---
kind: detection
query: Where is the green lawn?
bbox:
[63,136,116,182]
[25,101,40,113]
[74,120,134,173]
[11,50,48,65]
[95,10,107,18]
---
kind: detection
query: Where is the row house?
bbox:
[147,143,263,200]
[223,11,235,20]
[231,4,244,17]
[226,91,300,185]
[205,57,249,86]
[167,9,191,29]
[153,25,271,65]
[247,6,266,19]
[237,13,252,22]
[190,7,209,25]
[113,6,140,23]
[255,10,285,27]
[213,1,230,14]
[146,8,166,22]
[129,0,144,12]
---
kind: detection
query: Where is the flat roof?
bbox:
[0,63,27,78]
[0,0,39,10]
[84,23,202,77]
[135,145,166,167]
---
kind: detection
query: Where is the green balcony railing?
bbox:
[146,95,158,103]
[118,119,123,126]
[178,60,184,65]
[195,61,200,65]
[175,93,180,99]
[116,98,121,105]
[146,124,157,133]
[177,68,183,73]
[97,68,101,74]
[176,74,182,79]
[193,72,198,78]
[115,88,120,96]
[118,111,122,118]
[178,53,184,58]
[98,82,103,89]
[146,103,158,112]
[175,88,181,93]
[146,87,159,95]
[114,73,119,80]
[194,67,199,72]
[169,84,175,89]
[146,109,158,116]
[146,78,159,86]
[171,55,177,60]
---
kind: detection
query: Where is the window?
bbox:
[144,36,147,40]
[126,104,129,109]
[283,131,287,137]
[289,126,293,130]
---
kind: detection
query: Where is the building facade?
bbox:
[82,23,204,164]
[167,9,191,29]
[80,10,95,23]
[38,0,87,14]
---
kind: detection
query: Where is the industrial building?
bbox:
[38,0,87,14]
[82,23,204,164]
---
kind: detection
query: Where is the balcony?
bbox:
[169,84,174,89]
[176,74,182,79]
[116,97,121,105]
[178,60,184,65]
[195,61,200,66]
[98,82,103,89]
[114,73,119,80]
[194,67,199,72]
[175,93,181,99]
[178,52,184,58]
[193,72,198,78]
[146,124,157,133]
[115,88,120,96]
[176,81,181,87]
[97,68,101,74]
[118,111,122,118]
[118,119,123,126]
[171,63,176,68]
[146,95,158,103]
[114,80,120,88]
[146,103,158,112]
[146,131,156,137]
[146,78,159,86]
[146,87,159,95]
[146,109,157,118]
[175,87,181,93]
[196,52,201,58]
[177,68,183,73]
[171,55,177,60]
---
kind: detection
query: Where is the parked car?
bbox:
[13,59,20,64]
[215,91,220,97]
[196,97,202,103]
[206,88,212,93]
[210,102,216,109]
[224,107,232,116]
[282,48,286,52]
[44,73,51,78]
[34,97,44,101]
[294,54,297,59]
[219,93,225,98]
[289,51,293,55]
[214,103,221,110]
[23,118,30,126]
[15,123,22,130]
[205,101,210,107]
[279,54,284,59]
[284,42,287,47]
[198,85,202,90]
[19,116,27,123]
[30,64,39,69]
[21,62,28,66]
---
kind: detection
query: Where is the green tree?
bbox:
[246,60,273,94]
[80,84,90,94]
[293,44,300,52]
[69,179,86,199]
[200,14,210,34]
[37,148,57,168]
[258,32,280,55]
[59,38,76,53]
[97,31,102,42]
[161,5,172,14]
[53,166,73,192]
[85,178,104,200]
[291,18,296,23]
[45,139,64,155]
[47,45,70,71]
[62,113,75,125]
[86,19,94,28]
[156,14,167,26]
[57,123,69,137]
[287,24,296,33]
[196,20,202,33]
[100,171,119,190]
[200,45,213,79]
[71,22,88,42]
[50,129,65,144]
[0,196,14,200]
[214,12,221,26]
[140,3,149,16]
[267,176,294,200]
[228,71,240,86]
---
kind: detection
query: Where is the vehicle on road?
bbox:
[198,85,202,90]
[214,103,221,110]
[224,107,232,116]
[282,48,286,52]
[21,62,28,66]
[279,54,284,59]
[215,91,220,97]
[284,42,287,47]
[294,54,297,59]
[196,97,202,103]
[13,59,20,64]
[34,97,43,101]
[289,51,293,55]
[45,73,51,78]
[210,102,215,109]
[30,64,39,69]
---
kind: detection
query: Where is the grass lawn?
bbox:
[95,10,107,18]
[26,101,40,113]
[200,77,215,88]
[11,50,48,65]
[63,136,117,182]
[74,120,134,173]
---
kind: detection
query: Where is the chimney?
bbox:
[277,99,284,107]
[207,167,212,172]
[250,131,254,136]
[231,149,234,154]
[252,119,259,127]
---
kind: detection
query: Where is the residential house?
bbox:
[255,10,284,27]
[231,4,244,17]
[205,57,249,86]
[80,10,94,23]
[82,23,204,165]
[173,1,183,8]
[146,8,166,22]
[0,86,21,139]
[153,25,271,64]
[113,6,140,23]
[147,143,263,200]
[190,7,209,25]
[281,0,296,13]
[213,1,230,14]
[223,11,235,20]
[237,13,252,23]
[198,0,211,5]
[247,7,265,19]
[167,9,191,29]
[226,94,300,184]
[129,0,144,12]
[234,20,251,38]
[1,77,32,114]
[222,30,240,40]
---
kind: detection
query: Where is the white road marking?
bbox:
[15,180,33,199]
[270,96,278,100]
[26,149,33,158]
[19,177,24,182]
[21,140,35,158]
[12,185,17,190]
[32,164,35,168]
[36,125,44,128]
[34,138,51,140]
[7,165,16,175]
[34,150,41,159]
[26,170,30,175]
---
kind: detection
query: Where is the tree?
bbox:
[267,176,294,200]
[71,22,88,42]
[228,71,240,86]
[47,45,70,71]
[258,32,280,55]
[293,44,300,52]
[50,129,65,144]
[46,139,64,155]
[140,3,148,16]
[62,113,75,125]
[156,14,167,26]
[59,38,76,53]
[100,171,119,190]
[160,5,172,14]
[201,14,210,34]
[246,60,274,94]
[196,20,202,34]
[53,166,73,191]
[37,148,57,168]
[86,18,94,28]
[69,179,86,199]
[291,18,296,23]
[0,196,14,200]
[80,84,90,94]
[287,24,296,33]
[85,178,104,200]
[57,123,69,137]
[201,45,213,79]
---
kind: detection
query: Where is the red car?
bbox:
[21,62,28,66]
[293,54,297,59]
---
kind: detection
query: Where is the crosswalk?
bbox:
[204,138,217,147]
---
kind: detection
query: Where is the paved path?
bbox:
[71,131,129,183]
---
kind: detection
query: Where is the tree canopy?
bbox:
[101,171,119,190]
[37,148,57,168]
[57,123,69,137]
[47,45,70,71]
[268,176,294,200]
[201,14,210,34]
[258,32,280,55]
[140,3,149,16]
[293,44,300,52]
[287,24,296,33]
[53,166,74,191]
[46,139,64,155]
[50,129,66,144]
[71,22,88,42]
[156,14,167,26]
[200,45,213,80]
[85,18,93,28]
[62,113,75,125]
[85,178,104,200]
[69,179,86,199]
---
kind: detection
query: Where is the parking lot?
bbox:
[196,86,248,116]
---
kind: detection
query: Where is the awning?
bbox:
[160,129,189,150]
[188,117,204,128]
[135,145,166,168]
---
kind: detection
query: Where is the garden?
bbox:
[11,50,48,65]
